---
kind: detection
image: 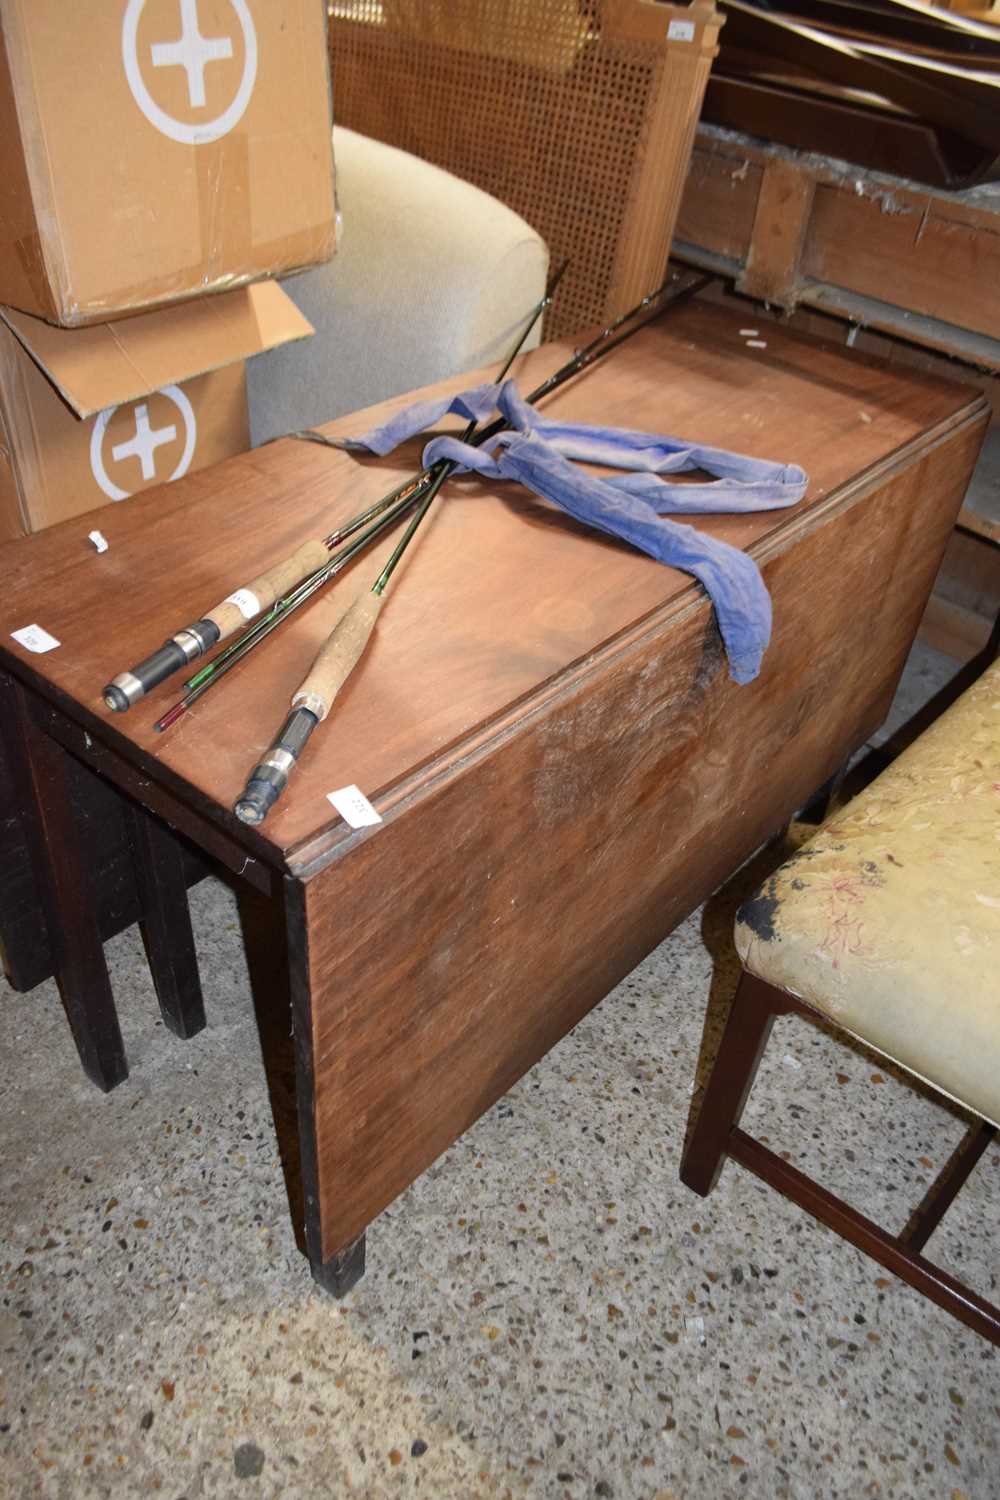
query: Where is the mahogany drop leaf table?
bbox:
[0,301,986,1293]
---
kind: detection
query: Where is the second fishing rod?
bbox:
[102,267,568,720]
[155,269,709,741]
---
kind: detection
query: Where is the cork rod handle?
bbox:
[292,590,386,721]
[204,538,330,640]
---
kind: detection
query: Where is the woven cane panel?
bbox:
[329,3,719,339]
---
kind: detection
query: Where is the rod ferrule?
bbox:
[291,690,326,721]
[103,671,144,713]
[174,620,219,660]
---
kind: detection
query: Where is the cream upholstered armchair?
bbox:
[247,126,550,445]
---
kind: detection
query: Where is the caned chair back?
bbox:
[328,1,721,338]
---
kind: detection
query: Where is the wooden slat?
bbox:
[802,182,1000,338]
[738,159,815,304]
[918,593,995,660]
[675,142,762,261]
[677,126,1000,350]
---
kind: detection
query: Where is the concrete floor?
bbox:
[1,641,997,1500]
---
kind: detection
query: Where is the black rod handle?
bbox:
[103,620,219,712]
[233,706,320,826]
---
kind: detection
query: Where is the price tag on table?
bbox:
[327,784,382,829]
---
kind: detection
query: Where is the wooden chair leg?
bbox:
[684,958,1000,1344]
[728,1130,1000,1344]
[1,676,127,1091]
[124,802,206,1039]
[798,758,849,825]
[900,1119,996,1255]
[681,970,788,1197]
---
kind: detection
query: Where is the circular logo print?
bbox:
[90,385,198,502]
[122,0,257,145]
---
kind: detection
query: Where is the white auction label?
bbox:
[668,18,695,40]
[224,588,261,621]
[89,529,109,553]
[327,785,382,829]
[12,624,60,654]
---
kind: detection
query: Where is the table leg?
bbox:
[236,882,365,1296]
[310,1234,366,1296]
[240,875,368,1296]
[124,803,206,1040]
[1,676,127,1092]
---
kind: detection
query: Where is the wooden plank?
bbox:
[737,158,815,305]
[678,127,1000,355]
[959,424,1000,542]
[801,182,1000,339]
[673,241,1000,371]
[299,410,986,1258]
[675,141,762,262]
[918,593,995,660]
[934,525,1000,619]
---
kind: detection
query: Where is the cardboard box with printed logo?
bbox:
[0,0,336,326]
[0,281,313,542]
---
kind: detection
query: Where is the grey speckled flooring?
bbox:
[1,641,997,1500]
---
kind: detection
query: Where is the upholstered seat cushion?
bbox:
[735,657,1000,1126]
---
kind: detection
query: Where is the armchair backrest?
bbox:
[329,1,721,338]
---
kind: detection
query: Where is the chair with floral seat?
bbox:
[682,646,1000,1344]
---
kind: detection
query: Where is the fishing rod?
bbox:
[102,267,566,718]
[163,267,709,734]
[232,269,712,826]
[181,261,570,698]
[101,468,428,715]
[150,262,570,734]
[152,483,426,731]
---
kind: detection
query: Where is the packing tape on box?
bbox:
[196,132,253,286]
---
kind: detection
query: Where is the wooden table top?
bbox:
[0,299,981,870]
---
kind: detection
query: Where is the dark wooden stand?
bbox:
[0,301,987,1289]
[0,673,206,1089]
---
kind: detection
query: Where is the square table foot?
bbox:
[310,1233,366,1297]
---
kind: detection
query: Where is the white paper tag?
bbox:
[327,784,382,829]
[668,18,695,41]
[12,624,60,654]
[224,588,261,621]
[88,529,109,553]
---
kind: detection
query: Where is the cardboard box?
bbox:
[0,281,313,541]
[0,0,336,326]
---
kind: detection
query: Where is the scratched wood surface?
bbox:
[300,415,986,1259]
[0,300,983,872]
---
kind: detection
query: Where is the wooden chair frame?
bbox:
[681,968,1000,1345]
